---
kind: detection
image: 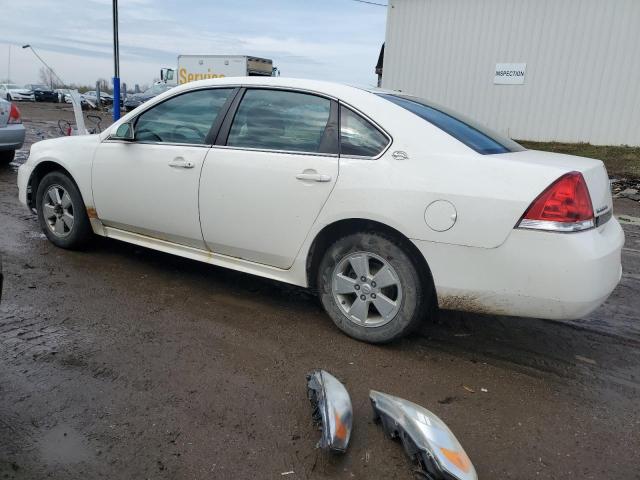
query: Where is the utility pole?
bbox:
[22,45,64,88]
[7,44,11,82]
[112,0,121,121]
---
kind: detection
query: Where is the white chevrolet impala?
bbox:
[17,78,624,343]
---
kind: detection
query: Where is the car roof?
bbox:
[170,76,375,101]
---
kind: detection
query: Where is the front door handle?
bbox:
[296,172,332,182]
[168,157,194,169]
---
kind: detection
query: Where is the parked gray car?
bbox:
[0,98,26,163]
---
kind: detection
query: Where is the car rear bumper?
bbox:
[412,218,625,320]
[0,124,26,151]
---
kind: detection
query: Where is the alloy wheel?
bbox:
[42,185,75,237]
[332,251,403,327]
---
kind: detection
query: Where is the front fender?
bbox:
[24,135,101,210]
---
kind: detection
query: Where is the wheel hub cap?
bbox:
[331,251,403,328]
[43,185,74,238]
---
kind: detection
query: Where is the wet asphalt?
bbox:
[0,103,639,479]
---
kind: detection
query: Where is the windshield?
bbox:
[378,93,524,155]
[29,84,47,90]
[5,84,21,89]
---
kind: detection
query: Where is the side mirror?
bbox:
[111,122,134,141]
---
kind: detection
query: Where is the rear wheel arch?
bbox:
[306,218,436,300]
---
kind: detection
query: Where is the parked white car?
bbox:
[17,78,624,343]
[0,84,35,102]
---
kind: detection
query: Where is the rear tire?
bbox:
[317,231,430,343]
[36,171,93,249]
[0,150,15,164]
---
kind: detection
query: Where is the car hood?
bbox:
[9,89,32,94]
[29,133,101,159]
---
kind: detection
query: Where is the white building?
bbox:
[381,0,640,146]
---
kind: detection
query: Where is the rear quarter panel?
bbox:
[320,151,574,249]
[315,94,574,249]
[312,91,616,250]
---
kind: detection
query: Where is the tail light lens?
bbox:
[517,171,594,232]
[8,104,22,124]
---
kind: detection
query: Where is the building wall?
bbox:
[382,0,640,146]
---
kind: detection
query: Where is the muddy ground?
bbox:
[1,103,639,479]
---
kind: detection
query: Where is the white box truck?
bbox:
[160,55,275,86]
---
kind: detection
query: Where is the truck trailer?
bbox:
[161,55,276,86]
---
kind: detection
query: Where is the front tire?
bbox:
[36,172,93,249]
[5,94,11,101]
[317,232,430,343]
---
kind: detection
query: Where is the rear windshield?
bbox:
[378,93,524,155]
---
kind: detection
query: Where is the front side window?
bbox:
[340,106,389,157]
[227,89,331,153]
[135,88,232,144]
[378,93,524,155]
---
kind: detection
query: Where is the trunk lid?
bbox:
[497,149,613,218]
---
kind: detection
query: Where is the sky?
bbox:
[0,0,387,89]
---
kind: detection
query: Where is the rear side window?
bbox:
[378,93,524,155]
[227,89,331,153]
[135,88,233,144]
[340,106,389,157]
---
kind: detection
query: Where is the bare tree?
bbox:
[38,67,56,89]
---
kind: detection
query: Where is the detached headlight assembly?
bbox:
[306,369,353,453]
[370,390,477,480]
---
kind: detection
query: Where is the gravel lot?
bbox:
[1,103,639,479]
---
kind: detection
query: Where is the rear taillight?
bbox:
[517,171,594,232]
[8,104,21,124]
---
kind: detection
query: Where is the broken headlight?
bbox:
[306,370,353,453]
[370,390,477,480]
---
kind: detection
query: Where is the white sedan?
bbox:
[17,78,624,343]
[0,84,35,102]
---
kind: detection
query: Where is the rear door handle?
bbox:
[296,172,332,182]
[169,157,194,169]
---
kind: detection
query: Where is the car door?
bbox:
[199,87,339,269]
[92,87,236,249]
